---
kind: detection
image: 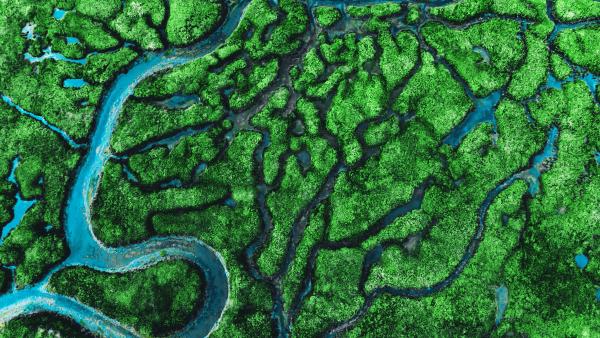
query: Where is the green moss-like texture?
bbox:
[166,0,224,46]
[1,0,599,337]
[555,26,600,74]
[49,261,203,336]
[315,6,341,27]
[0,312,94,338]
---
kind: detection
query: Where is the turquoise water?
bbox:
[494,285,508,325]
[444,90,502,148]
[224,197,237,208]
[63,78,88,88]
[53,8,67,20]
[157,94,201,109]
[0,0,252,336]
[24,47,88,64]
[575,254,589,269]
[4,1,596,336]
[1,95,84,148]
[522,126,559,196]
[21,23,36,40]
[0,158,37,246]
[66,37,81,45]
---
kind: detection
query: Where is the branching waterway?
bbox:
[0,0,596,337]
[0,1,252,336]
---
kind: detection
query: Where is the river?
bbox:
[0,0,251,336]
[0,0,596,337]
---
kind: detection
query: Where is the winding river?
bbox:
[0,0,251,336]
[0,0,596,336]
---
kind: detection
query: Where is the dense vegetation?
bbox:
[49,261,204,336]
[166,0,225,46]
[1,0,598,336]
[0,312,95,338]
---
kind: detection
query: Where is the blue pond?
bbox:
[63,78,88,88]
[66,37,81,45]
[546,73,564,90]
[444,90,502,148]
[595,152,600,164]
[21,23,36,40]
[596,288,600,302]
[575,254,589,269]
[53,8,67,20]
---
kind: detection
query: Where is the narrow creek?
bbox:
[1,0,597,337]
[0,0,252,336]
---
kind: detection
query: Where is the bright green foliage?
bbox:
[347,3,402,18]
[84,48,138,84]
[363,115,400,146]
[327,70,386,164]
[429,0,488,21]
[2,0,599,336]
[257,137,336,275]
[0,205,67,287]
[294,49,325,92]
[251,88,291,184]
[529,80,597,128]
[95,131,260,246]
[50,261,203,336]
[553,0,600,22]
[128,131,220,185]
[555,26,600,74]
[328,121,441,241]
[346,2,403,32]
[379,31,419,90]
[394,52,471,137]
[75,0,121,21]
[62,14,120,51]
[167,0,224,46]
[111,100,223,153]
[355,181,530,337]
[508,32,548,100]
[446,99,545,183]
[294,248,366,337]
[230,59,279,110]
[422,19,525,96]
[4,61,102,140]
[0,103,78,287]
[111,0,166,50]
[496,81,599,337]
[405,4,421,24]
[430,0,547,22]
[315,6,341,27]
[550,53,572,80]
[281,204,326,309]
